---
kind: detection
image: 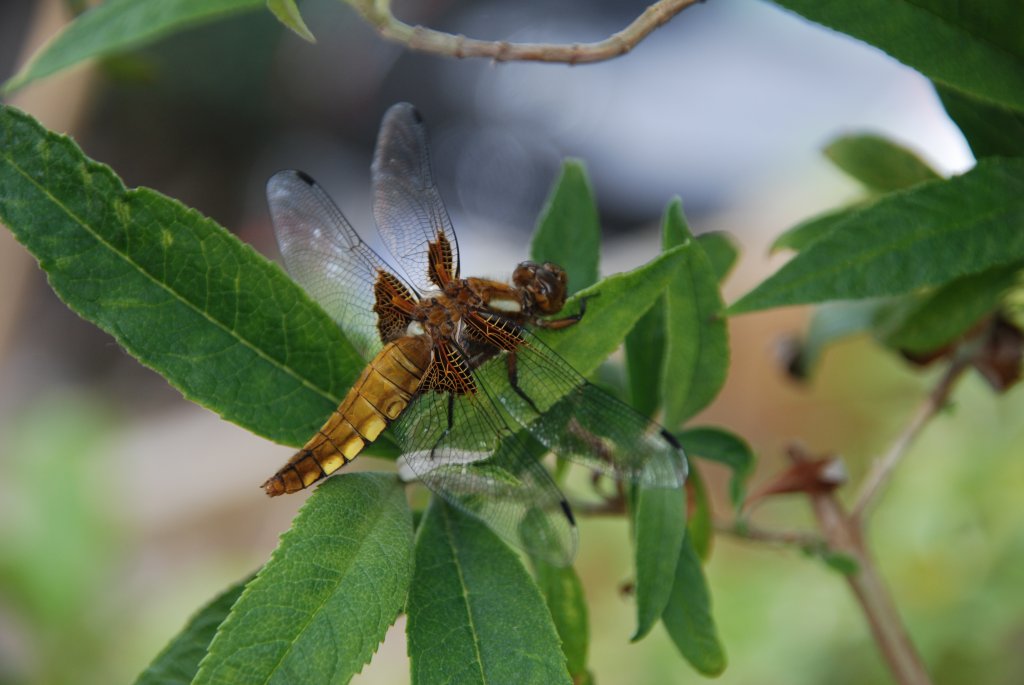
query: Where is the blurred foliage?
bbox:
[0,395,122,685]
[2,0,1024,683]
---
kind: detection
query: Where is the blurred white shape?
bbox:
[437,0,973,223]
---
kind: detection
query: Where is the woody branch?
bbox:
[719,342,983,685]
[347,0,704,64]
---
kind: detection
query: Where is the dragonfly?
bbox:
[262,102,686,564]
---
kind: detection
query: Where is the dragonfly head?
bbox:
[513,261,568,316]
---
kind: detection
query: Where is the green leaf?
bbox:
[134,579,247,685]
[685,465,713,560]
[824,134,941,193]
[626,211,734,425]
[774,137,941,255]
[0,105,363,447]
[266,0,315,42]
[695,231,739,283]
[821,551,860,576]
[772,0,1024,112]
[874,262,1023,354]
[770,203,866,254]
[624,297,666,419]
[538,244,688,378]
[791,299,891,376]
[632,481,686,641]
[531,160,601,296]
[2,0,264,93]
[678,427,754,508]
[661,200,729,426]
[407,499,571,685]
[661,534,726,676]
[936,84,1024,158]
[800,544,862,576]
[531,559,590,679]
[730,158,1024,313]
[193,474,413,685]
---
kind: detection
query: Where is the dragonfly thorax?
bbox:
[414,295,462,340]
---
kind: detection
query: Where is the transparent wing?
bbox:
[371,102,461,290]
[267,169,411,360]
[480,327,688,490]
[393,386,578,566]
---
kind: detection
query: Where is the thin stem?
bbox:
[783,345,977,685]
[851,357,970,525]
[348,0,703,64]
[713,517,823,549]
[807,490,932,685]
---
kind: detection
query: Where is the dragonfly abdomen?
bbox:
[262,336,431,496]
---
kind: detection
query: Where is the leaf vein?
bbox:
[0,149,340,406]
[440,504,489,684]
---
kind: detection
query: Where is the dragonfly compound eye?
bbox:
[529,263,568,314]
[512,261,539,289]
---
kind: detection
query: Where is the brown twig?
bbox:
[348,0,703,64]
[831,354,971,683]
[744,346,973,685]
[804,482,932,685]
[576,500,628,517]
[850,356,971,525]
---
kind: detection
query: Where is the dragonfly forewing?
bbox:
[268,169,412,360]
[372,103,461,290]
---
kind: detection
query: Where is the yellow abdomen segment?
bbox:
[262,336,430,496]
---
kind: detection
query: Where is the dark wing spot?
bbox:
[560,499,577,526]
[295,170,316,186]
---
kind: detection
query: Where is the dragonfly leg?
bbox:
[428,393,456,461]
[506,351,541,415]
[536,294,595,330]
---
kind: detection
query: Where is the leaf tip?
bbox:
[723,297,750,317]
[662,197,693,249]
[267,0,317,43]
[559,157,589,177]
[767,236,793,255]
[1,72,26,96]
[630,624,653,643]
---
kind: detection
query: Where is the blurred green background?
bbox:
[2,1,1021,684]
